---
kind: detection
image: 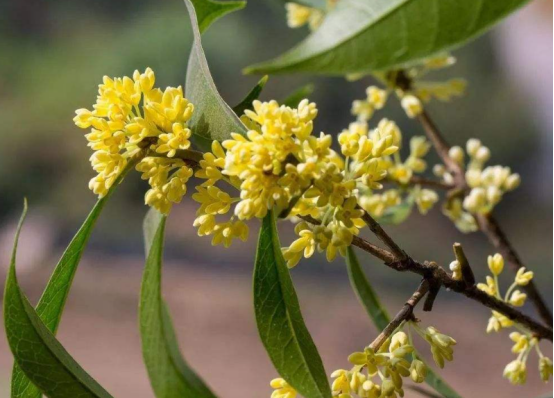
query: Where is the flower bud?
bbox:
[466,138,481,157]
[515,267,534,286]
[539,357,553,382]
[410,359,427,383]
[509,290,527,307]
[475,146,491,163]
[448,146,464,164]
[487,253,504,276]
[504,173,521,191]
[401,95,423,118]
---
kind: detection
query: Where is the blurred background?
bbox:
[0,0,552,397]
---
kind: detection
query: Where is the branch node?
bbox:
[453,243,476,288]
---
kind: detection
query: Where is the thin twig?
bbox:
[369,280,429,351]
[361,210,407,260]
[170,141,553,338]
[413,104,552,327]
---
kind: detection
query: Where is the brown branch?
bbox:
[360,241,552,340]
[299,212,552,340]
[369,280,430,351]
[361,211,407,260]
[476,213,553,325]
[412,104,552,327]
[416,110,466,189]
[408,175,454,190]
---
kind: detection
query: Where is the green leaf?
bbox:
[281,83,315,108]
[140,209,217,398]
[4,201,114,398]
[245,0,530,75]
[254,210,331,398]
[10,163,135,398]
[184,0,248,151]
[346,247,462,398]
[232,75,268,116]
[375,198,413,225]
[190,0,246,34]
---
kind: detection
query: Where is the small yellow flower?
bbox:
[539,357,553,382]
[270,377,297,398]
[509,332,529,354]
[400,95,423,118]
[487,253,504,276]
[486,311,514,333]
[515,267,533,286]
[449,260,462,281]
[352,99,374,121]
[154,123,192,158]
[409,359,427,383]
[424,327,456,369]
[366,86,388,109]
[415,189,438,215]
[503,360,527,385]
[509,290,527,307]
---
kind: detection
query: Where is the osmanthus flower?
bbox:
[329,325,453,398]
[270,378,297,398]
[74,68,195,214]
[474,252,552,384]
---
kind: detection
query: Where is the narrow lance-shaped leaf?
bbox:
[245,0,530,75]
[10,161,136,398]
[140,209,217,398]
[4,201,114,398]
[232,75,268,116]
[254,210,331,398]
[346,247,462,398]
[184,0,247,151]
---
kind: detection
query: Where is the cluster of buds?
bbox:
[326,324,455,398]
[476,253,552,384]
[74,68,195,214]
[348,54,466,121]
[438,139,520,233]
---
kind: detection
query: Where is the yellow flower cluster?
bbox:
[192,99,411,260]
[74,68,195,214]
[476,253,551,384]
[437,139,520,232]
[329,324,455,398]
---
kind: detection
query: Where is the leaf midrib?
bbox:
[268,212,328,398]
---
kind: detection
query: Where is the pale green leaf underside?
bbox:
[140,209,217,398]
[254,210,331,398]
[11,164,133,398]
[246,0,530,75]
[4,203,114,398]
[184,0,247,151]
[346,248,462,398]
